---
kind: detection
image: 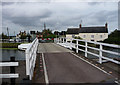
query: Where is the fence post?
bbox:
[76,39,78,53]
[60,38,61,43]
[58,38,59,43]
[85,41,87,57]
[26,50,30,76]
[99,44,103,64]
[10,56,15,85]
[66,38,67,43]
[63,38,64,43]
[70,38,73,49]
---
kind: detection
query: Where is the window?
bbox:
[91,35,94,38]
[83,35,86,38]
[100,35,102,38]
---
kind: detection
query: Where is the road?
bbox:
[37,43,115,83]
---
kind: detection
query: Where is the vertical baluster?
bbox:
[85,41,88,57]
[76,40,78,53]
[99,44,102,64]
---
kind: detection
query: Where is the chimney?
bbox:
[79,24,82,28]
[105,22,108,29]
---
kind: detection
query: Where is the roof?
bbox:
[67,28,80,34]
[79,27,108,33]
[67,26,108,34]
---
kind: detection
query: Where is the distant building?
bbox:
[66,23,108,42]
[54,31,60,36]
[60,31,66,36]
[16,31,26,38]
[30,31,36,40]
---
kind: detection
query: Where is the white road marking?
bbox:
[71,52,111,76]
[42,53,49,84]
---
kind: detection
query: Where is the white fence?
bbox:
[25,38,38,80]
[55,37,120,64]
[0,62,19,78]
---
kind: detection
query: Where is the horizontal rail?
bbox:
[102,49,119,56]
[72,38,120,48]
[55,37,120,64]
[25,38,38,80]
[78,44,86,48]
[0,62,19,66]
[87,46,99,51]
[0,74,19,78]
[78,48,85,52]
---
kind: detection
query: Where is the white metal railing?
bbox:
[55,37,120,64]
[25,38,38,80]
[0,62,19,78]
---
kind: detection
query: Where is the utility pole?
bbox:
[14,31,15,36]
[7,27,10,39]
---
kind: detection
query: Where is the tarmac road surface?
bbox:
[37,43,115,83]
[44,52,114,83]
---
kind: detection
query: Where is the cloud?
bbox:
[2,2,118,35]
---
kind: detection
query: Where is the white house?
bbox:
[66,23,108,42]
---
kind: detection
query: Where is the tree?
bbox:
[103,29,120,45]
[20,34,27,39]
[42,29,56,38]
[0,33,9,39]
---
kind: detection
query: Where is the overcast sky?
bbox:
[1,0,119,35]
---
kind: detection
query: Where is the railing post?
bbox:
[76,39,78,53]
[99,44,103,64]
[58,38,59,43]
[70,38,72,49]
[66,38,67,43]
[10,56,15,85]
[60,38,62,43]
[63,38,64,43]
[26,50,30,76]
[85,41,87,57]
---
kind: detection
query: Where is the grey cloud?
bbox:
[2,2,118,35]
[88,2,102,5]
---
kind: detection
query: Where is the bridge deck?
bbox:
[37,43,72,53]
[36,43,115,83]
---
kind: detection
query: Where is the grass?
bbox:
[0,48,18,50]
[1,43,21,48]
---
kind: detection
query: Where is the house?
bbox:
[66,23,108,42]
[16,31,26,38]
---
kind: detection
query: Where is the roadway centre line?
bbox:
[42,53,49,84]
[70,52,111,76]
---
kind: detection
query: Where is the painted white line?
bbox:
[70,52,111,76]
[42,53,49,84]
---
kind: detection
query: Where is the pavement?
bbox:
[36,43,117,83]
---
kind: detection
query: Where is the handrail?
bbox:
[25,38,38,80]
[0,62,19,78]
[55,37,120,64]
[0,62,18,66]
